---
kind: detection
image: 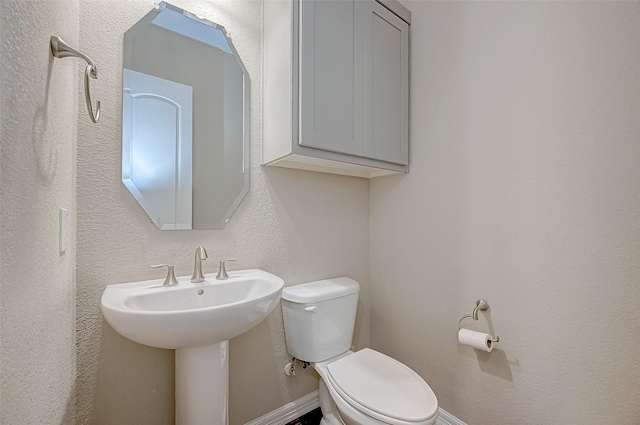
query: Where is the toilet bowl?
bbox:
[315,350,438,425]
[281,278,438,425]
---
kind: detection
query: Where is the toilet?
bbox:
[282,278,438,425]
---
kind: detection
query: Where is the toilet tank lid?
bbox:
[282,277,359,304]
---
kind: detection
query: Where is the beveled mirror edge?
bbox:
[159,1,228,34]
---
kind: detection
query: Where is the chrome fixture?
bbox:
[150,264,179,287]
[191,246,208,283]
[216,258,237,280]
[285,357,297,376]
[458,299,500,343]
[50,35,100,123]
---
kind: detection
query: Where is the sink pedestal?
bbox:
[176,341,229,425]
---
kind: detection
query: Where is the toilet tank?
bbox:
[281,277,359,362]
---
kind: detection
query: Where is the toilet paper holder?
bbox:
[458,299,500,343]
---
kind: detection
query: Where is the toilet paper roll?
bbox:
[458,328,494,352]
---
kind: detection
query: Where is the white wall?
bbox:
[371,2,640,424]
[9,2,636,424]
[75,1,370,424]
[0,0,79,423]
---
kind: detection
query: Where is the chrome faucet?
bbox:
[190,246,208,283]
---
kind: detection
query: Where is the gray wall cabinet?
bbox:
[263,0,410,178]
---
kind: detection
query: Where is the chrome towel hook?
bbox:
[50,36,100,123]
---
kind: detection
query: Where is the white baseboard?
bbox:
[245,390,467,425]
[244,391,320,425]
[437,407,468,425]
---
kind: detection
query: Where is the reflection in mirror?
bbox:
[122,2,250,230]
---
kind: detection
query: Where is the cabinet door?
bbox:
[363,0,409,165]
[299,0,364,156]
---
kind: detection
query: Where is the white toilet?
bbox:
[282,278,438,425]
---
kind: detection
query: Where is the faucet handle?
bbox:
[150,264,179,287]
[216,258,237,280]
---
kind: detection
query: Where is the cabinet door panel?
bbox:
[363,0,409,165]
[299,0,363,156]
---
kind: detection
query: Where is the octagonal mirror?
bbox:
[122,2,250,230]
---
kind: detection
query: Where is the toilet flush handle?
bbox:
[304,305,318,312]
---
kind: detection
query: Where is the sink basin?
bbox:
[101,269,284,349]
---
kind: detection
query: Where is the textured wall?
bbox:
[76,1,370,424]
[371,2,640,424]
[0,0,78,424]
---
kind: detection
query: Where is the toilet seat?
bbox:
[316,349,438,425]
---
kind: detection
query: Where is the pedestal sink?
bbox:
[101,269,284,425]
